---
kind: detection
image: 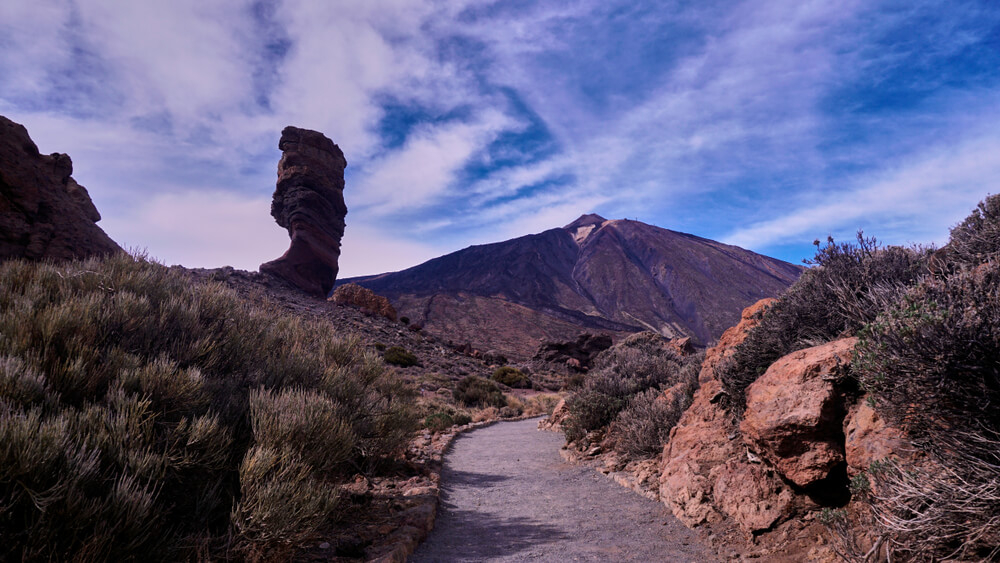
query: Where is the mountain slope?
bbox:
[343,215,802,358]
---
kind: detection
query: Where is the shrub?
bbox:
[944,192,1000,267]
[383,346,419,367]
[611,383,695,459]
[0,253,417,560]
[718,233,928,416]
[853,264,1000,460]
[562,335,700,444]
[452,376,506,408]
[424,411,456,432]
[492,366,531,388]
[232,446,338,559]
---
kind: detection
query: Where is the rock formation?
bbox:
[741,337,857,488]
[260,126,347,297]
[330,283,397,321]
[533,333,614,372]
[0,115,122,261]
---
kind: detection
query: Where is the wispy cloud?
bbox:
[2,0,998,275]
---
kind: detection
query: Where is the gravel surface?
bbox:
[410,418,716,562]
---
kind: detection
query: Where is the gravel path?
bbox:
[410,418,715,562]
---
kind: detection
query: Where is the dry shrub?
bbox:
[719,233,928,416]
[611,377,697,459]
[492,366,531,388]
[232,446,339,558]
[0,253,417,560]
[944,192,1000,266]
[563,335,701,445]
[521,393,562,417]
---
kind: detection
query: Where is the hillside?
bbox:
[343,214,802,358]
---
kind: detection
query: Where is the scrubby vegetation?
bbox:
[561,333,701,454]
[718,232,929,416]
[0,253,418,561]
[492,365,531,388]
[719,194,1000,560]
[383,345,419,367]
[452,375,507,408]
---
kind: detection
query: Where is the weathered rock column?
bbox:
[260,126,347,296]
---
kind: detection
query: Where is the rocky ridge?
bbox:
[0,115,122,261]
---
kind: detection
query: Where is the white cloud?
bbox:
[725,131,1000,249]
[339,224,446,278]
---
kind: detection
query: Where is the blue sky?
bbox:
[2,0,999,277]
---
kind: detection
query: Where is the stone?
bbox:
[740,338,857,488]
[538,398,569,431]
[659,299,775,527]
[534,333,613,370]
[330,283,397,321]
[843,400,908,476]
[0,115,122,261]
[711,459,797,532]
[260,126,347,297]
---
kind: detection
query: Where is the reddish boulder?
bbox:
[740,338,856,487]
[659,298,774,526]
[330,283,397,321]
[710,459,796,532]
[260,126,347,297]
[0,115,122,261]
[843,400,909,476]
[538,398,568,431]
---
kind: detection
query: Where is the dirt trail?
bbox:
[410,418,715,562]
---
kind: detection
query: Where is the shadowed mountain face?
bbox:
[343,215,802,359]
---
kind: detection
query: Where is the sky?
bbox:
[2,0,999,277]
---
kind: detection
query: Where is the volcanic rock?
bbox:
[740,338,856,488]
[533,333,614,371]
[843,400,909,476]
[260,126,347,297]
[330,283,397,321]
[659,299,774,527]
[710,459,796,533]
[0,115,122,261]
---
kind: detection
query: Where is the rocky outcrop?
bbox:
[538,398,569,431]
[659,298,777,528]
[260,126,347,297]
[710,460,796,533]
[0,115,122,261]
[533,333,614,371]
[741,338,857,488]
[330,283,397,321]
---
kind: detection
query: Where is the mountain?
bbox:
[342,214,802,359]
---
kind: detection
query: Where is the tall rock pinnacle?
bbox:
[260,126,347,296]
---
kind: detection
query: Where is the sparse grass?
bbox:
[0,253,418,561]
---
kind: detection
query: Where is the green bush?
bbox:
[383,346,419,367]
[492,366,531,388]
[718,233,928,416]
[452,376,507,408]
[0,253,418,560]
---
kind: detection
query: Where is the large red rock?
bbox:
[740,338,857,487]
[330,283,397,321]
[0,115,122,261]
[659,298,775,527]
[710,459,796,532]
[260,126,347,297]
[843,400,908,476]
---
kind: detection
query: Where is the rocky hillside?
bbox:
[343,214,802,359]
